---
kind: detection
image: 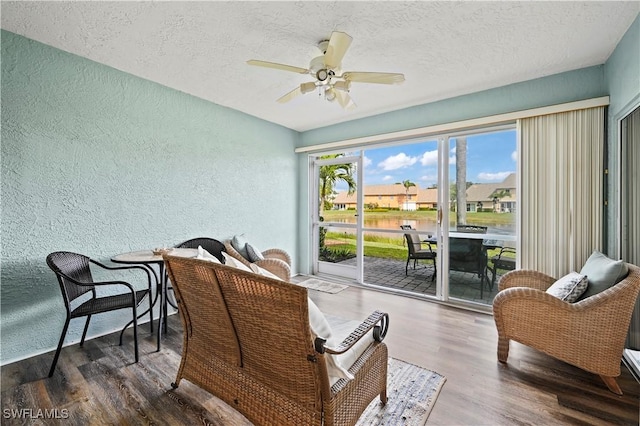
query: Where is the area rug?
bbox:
[296,277,348,294]
[357,357,446,425]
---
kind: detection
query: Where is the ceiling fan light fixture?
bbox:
[300,82,316,94]
[325,87,336,102]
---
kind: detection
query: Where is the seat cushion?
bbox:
[546,272,588,302]
[579,250,629,299]
[325,315,375,386]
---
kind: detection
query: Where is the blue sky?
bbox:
[352,129,517,189]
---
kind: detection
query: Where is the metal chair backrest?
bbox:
[404,233,422,254]
[175,238,226,263]
[46,251,95,306]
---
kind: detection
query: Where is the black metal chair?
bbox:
[46,251,152,377]
[164,238,227,308]
[450,225,489,296]
[404,232,437,280]
[490,246,516,288]
[174,237,226,262]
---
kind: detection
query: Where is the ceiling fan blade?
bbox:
[324,31,353,69]
[277,82,317,103]
[334,89,357,110]
[247,60,309,74]
[342,72,405,84]
[276,87,302,104]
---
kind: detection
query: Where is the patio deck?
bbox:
[336,256,502,305]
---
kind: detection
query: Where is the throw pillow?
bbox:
[246,243,265,262]
[578,250,629,299]
[221,252,252,272]
[231,234,250,261]
[546,272,588,302]
[249,263,281,280]
[196,246,221,264]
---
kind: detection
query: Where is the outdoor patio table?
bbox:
[112,248,198,351]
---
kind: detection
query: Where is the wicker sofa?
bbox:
[224,240,292,281]
[163,254,389,426]
[493,263,640,395]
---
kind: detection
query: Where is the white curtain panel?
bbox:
[519,106,605,277]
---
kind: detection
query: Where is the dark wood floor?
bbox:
[2,285,638,425]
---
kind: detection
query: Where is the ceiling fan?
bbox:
[247,31,405,110]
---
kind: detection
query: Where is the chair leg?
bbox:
[431,258,437,282]
[497,337,510,363]
[380,388,387,404]
[49,317,70,377]
[133,305,139,363]
[80,315,91,346]
[406,258,410,276]
[600,375,623,395]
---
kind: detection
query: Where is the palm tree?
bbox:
[399,179,416,210]
[318,154,356,215]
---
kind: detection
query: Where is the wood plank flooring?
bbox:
[2,284,638,425]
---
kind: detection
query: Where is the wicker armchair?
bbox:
[164,254,389,426]
[493,263,640,395]
[224,240,292,281]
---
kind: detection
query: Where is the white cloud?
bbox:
[378,153,417,170]
[382,175,394,181]
[420,174,438,182]
[363,156,372,168]
[511,151,517,162]
[477,171,514,182]
[420,150,438,166]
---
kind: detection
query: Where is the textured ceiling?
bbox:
[1,1,638,132]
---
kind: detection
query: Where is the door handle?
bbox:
[437,208,442,225]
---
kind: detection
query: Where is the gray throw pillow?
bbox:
[546,272,589,302]
[246,244,264,262]
[578,250,628,299]
[231,234,250,261]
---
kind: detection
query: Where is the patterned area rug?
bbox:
[295,277,348,294]
[357,357,446,425]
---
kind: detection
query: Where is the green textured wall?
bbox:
[1,31,300,364]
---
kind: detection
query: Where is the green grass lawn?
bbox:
[323,231,514,267]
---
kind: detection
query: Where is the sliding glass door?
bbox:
[311,154,363,280]
[309,126,517,306]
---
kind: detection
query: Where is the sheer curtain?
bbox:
[519,106,605,277]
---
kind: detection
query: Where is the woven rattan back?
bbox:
[46,251,94,304]
[164,256,241,366]
[213,266,322,406]
[164,255,323,411]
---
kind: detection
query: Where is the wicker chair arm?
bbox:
[223,241,252,267]
[261,248,292,266]
[315,310,389,355]
[254,258,291,281]
[498,269,556,292]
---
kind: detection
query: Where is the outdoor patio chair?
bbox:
[174,237,226,262]
[493,263,640,395]
[489,246,516,288]
[449,225,489,295]
[46,251,152,377]
[164,254,389,426]
[404,232,437,280]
